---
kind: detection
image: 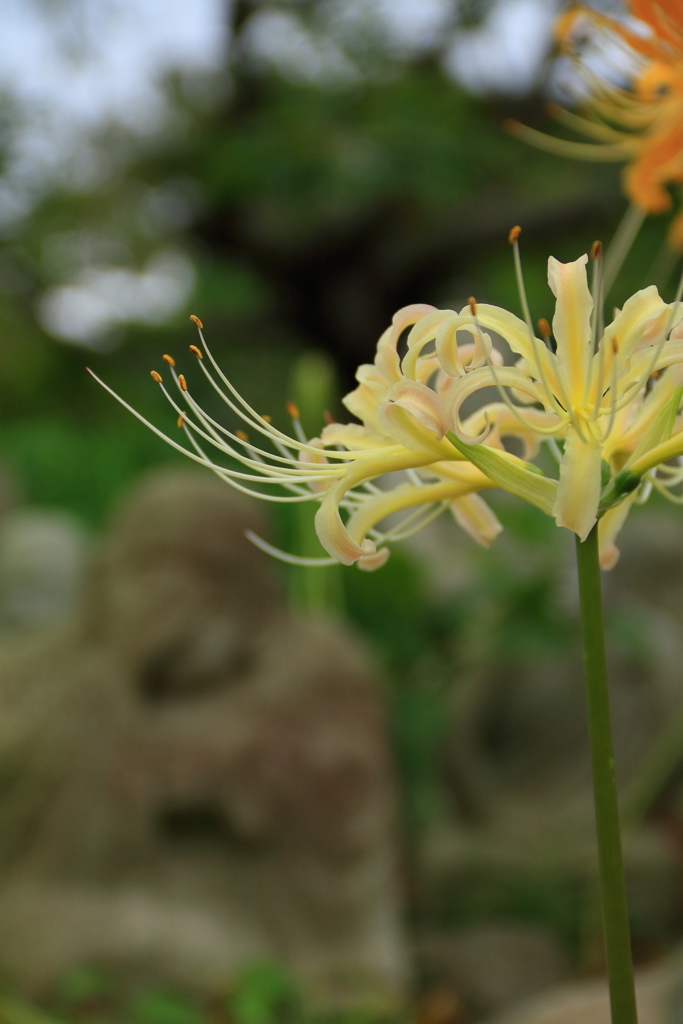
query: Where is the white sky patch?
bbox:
[443,0,558,96]
[38,250,196,349]
[0,0,226,231]
[325,0,454,59]
[0,0,225,133]
[242,10,359,85]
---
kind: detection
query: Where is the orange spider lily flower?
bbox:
[510,1,683,249]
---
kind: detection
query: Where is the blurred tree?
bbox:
[0,0,629,517]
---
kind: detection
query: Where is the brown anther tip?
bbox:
[189,314,204,329]
[162,353,176,367]
[286,401,300,419]
[177,414,185,429]
[150,370,162,383]
[189,344,203,359]
[503,118,520,134]
[538,317,551,338]
[261,414,272,423]
[591,240,603,259]
[508,225,522,244]
[468,296,477,316]
[651,370,660,379]
[611,337,619,354]
[323,409,336,425]
[178,374,188,391]
[236,429,249,442]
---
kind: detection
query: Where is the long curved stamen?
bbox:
[377,501,452,542]
[597,338,621,442]
[510,227,567,419]
[469,297,565,438]
[177,417,310,493]
[286,401,308,444]
[161,376,343,483]
[191,326,378,462]
[590,241,604,356]
[170,357,341,470]
[88,369,331,502]
[245,531,338,565]
[546,436,563,464]
[179,421,330,502]
[653,480,683,502]
[506,120,633,162]
[590,337,607,424]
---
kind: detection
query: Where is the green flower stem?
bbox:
[576,525,638,1024]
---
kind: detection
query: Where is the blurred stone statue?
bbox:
[0,469,407,1007]
[0,509,89,631]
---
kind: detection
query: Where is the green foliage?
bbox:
[132,991,203,1024]
[228,962,303,1024]
[55,966,113,1005]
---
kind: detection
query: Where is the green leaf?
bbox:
[131,991,202,1024]
[228,962,303,1024]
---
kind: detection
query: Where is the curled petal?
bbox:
[376,304,436,384]
[435,316,468,376]
[466,405,562,461]
[454,304,542,364]
[553,425,602,541]
[598,494,638,570]
[445,365,546,442]
[357,541,391,572]
[389,380,448,439]
[342,371,389,431]
[314,447,446,564]
[345,474,493,550]
[315,493,366,566]
[450,493,503,548]
[376,401,450,455]
[402,310,457,380]
[600,285,670,373]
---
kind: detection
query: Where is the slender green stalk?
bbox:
[576,525,638,1024]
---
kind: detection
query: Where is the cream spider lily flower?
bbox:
[443,231,683,547]
[88,309,556,571]
[90,237,683,572]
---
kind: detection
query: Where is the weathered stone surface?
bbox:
[417,924,571,1020]
[0,469,407,1007]
[487,960,675,1024]
[0,510,90,631]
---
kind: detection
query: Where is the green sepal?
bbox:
[599,469,641,514]
[445,431,557,515]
